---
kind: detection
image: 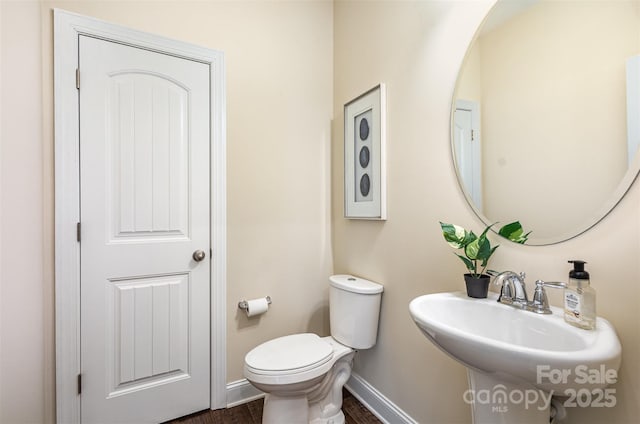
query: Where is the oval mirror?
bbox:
[452,0,640,245]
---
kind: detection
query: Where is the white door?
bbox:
[79,35,210,423]
[453,99,482,209]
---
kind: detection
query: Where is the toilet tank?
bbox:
[329,275,383,349]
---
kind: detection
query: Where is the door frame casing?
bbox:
[53,9,227,423]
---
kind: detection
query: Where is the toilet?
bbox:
[243,274,383,424]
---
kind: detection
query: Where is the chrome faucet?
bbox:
[493,271,565,314]
[493,271,529,308]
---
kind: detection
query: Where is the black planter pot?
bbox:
[464,273,490,298]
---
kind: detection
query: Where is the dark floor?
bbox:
[166,389,381,424]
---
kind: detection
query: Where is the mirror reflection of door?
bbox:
[627,55,640,167]
[454,99,482,210]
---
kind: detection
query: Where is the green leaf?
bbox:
[471,223,497,260]
[464,238,480,260]
[440,222,473,249]
[498,221,530,244]
[455,253,476,274]
[498,221,522,238]
[440,222,459,246]
[480,245,499,267]
[474,235,493,261]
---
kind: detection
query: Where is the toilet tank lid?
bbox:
[330,275,383,294]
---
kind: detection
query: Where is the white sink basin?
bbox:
[409,291,621,394]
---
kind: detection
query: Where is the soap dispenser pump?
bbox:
[564,260,596,330]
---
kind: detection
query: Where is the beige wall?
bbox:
[334,1,639,423]
[1,1,47,423]
[1,0,639,423]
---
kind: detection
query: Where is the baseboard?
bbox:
[225,374,416,423]
[225,379,264,408]
[345,372,418,424]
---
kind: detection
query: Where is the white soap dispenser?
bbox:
[564,260,596,330]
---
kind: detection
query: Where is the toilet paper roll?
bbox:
[245,297,269,317]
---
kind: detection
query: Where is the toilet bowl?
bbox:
[245,334,354,424]
[243,275,383,424]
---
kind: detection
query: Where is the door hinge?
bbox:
[76,222,81,242]
[471,129,475,141]
[76,68,80,90]
[77,374,82,395]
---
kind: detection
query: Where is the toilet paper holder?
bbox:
[238,296,272,310]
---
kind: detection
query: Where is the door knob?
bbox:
[192,250,206,262]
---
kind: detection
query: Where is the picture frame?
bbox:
[344,84,387,219]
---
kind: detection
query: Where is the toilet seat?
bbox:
[245,333,333,374]
[244,333,336,385]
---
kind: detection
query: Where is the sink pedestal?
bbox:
[466,370,551,424]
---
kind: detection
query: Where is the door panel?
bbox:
[108,273,189,394]
[109,71,190,240]
[79,35,210,423]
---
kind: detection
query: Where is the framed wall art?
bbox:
[344,84,387,219]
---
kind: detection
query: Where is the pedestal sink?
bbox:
[409,292,621,423]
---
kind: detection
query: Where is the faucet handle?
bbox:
[536,280,566,289]
[529,280,566,314]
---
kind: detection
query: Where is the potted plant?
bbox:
[439,221,529,298]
